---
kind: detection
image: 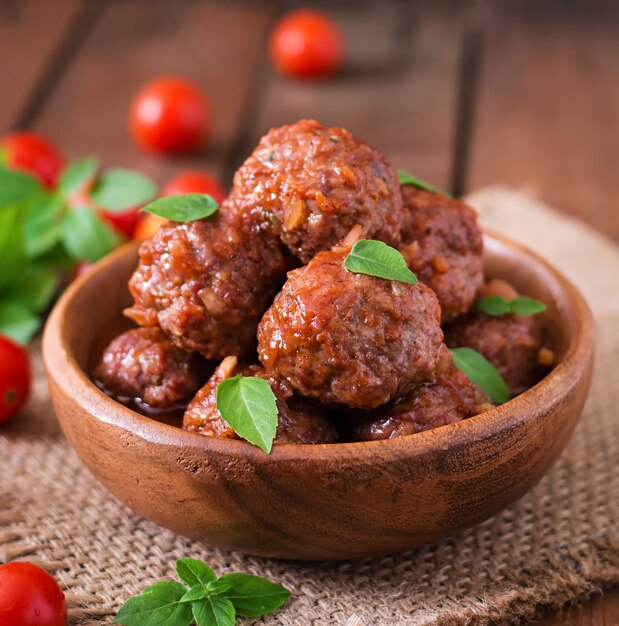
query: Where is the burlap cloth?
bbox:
[1,187,618,625]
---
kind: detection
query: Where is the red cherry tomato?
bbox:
[1,131,65,188]
[0,336,31,424]
[162,170,225,203]
[101,207,141,238]
[129,77,210,153]
[269,9,344,79]
[0,562,67,626]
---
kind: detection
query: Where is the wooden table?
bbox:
[1,0,617,623]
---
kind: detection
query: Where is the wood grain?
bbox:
[0,0,84,132]
[468,2,619,241]
[31,0,279,185]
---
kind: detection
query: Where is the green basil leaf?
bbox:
[206,579,233,596]
[0,302,40,345]
[180,586,210,603]
[176,558,217,588]
[509,296,547,316]
[23,194,65,259]
[142,194,219,222]
[61,207,122,262]
[114,581,192,626]
[4,265,59,313]
[192,596,235,626]
[216,375,278,454]
[59,156,98,198]
[219,573,291,618]
[344,239,417,285]
[450,347,510,405]
[0,207,26,290]
[475,295,510,317]
[0,166,43,205]
[91,168,158,212]
[397,170,451,197]
[34,242,75,270]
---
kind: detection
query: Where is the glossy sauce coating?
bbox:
[183,356,338,444]
[258,234,445,409]
[94,327,209,409]
[125,203,288,359]
[230,119,404,263]
[398,186,483,322]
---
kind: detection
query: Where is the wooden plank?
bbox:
[0,0,83,132]
[537,587,619,625]
[468,3,619,240]
[232,1,467,191]
[32,0,279,184]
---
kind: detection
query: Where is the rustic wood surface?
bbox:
[1,0,617,621]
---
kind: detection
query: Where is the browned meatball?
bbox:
[398,186,483,322]
[124,204,288,359]
[257,230,445,409]
[183,356,338,444]
[444,280,548,396]
[348,359,493,441]
[230,119,404,263]
[94,327,209,409]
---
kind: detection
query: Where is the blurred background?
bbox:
[2,0,617,238]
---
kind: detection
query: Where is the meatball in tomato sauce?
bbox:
[94,327,209,409]
[258,229,445,409]
[183,356,338,444]
[230,119,404,263]
[398,185,483,322]
[125,201,288,359]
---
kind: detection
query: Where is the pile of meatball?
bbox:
[95,119,550,445]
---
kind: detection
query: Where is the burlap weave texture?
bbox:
[1,187,618,625]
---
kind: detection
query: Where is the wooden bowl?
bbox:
[43,233,594,560]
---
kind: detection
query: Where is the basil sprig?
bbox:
[475,295,547,317]
[114,558,291,626]
[344,239,418,284]
[450,347,510,405]
[142,194,219,222]
[397,169,451,197]
[216,375,278,453]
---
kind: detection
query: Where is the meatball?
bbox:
[230,119,404,263]
[444,280,548,396]
[94,327,209,409]
[183,356,338,444]
[124,203,288,359]
[257,229,445,409]
[398,185,483,322]
[348,360,493,441]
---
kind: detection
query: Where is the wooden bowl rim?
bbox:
[43,231,595,464]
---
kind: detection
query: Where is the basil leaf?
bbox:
[0,207,26,290]
[216,375,278,454]
[23,194,65,259]
[397,170,451,197]
[142,194,219,222]
[180,586,210,603]
[344,239,417,285]
[176,558,217,588]
[0,302,40,345]
[114,581,192,626]
[59,156,98,198]
[192,596,235,626]
[61,207,122,262]
[509,296,547,316]
[206,579,233,596]
[91,168,158,212]
[450,347,510,405]
[4,266,59,313]
[219,573,291,618]
[0,166,43,205]
[475,295,510,317]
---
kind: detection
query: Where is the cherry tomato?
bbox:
[162,170,225,203]
[0,562,67,626]
[129,77,210,153]
[101,207,141,238]
[134,213,167,241]
[0,336,31,424]
[1,131,65,188]
[269,9,344,79]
